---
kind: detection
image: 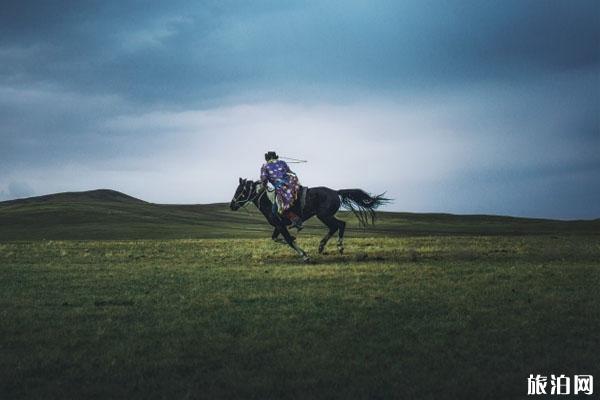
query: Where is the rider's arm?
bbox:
[280,160,292,174]
[281,161,296,177]
[260,164,268,185]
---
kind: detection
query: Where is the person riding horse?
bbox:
[260,151,304,230]
[232,156,389,261]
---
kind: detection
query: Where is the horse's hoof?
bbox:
[318,245,325,254]
[338,247,344,255]
[303,256,312,263]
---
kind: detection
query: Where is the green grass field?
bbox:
[1,191,599,399]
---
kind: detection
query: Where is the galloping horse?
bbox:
[230,178,389,262]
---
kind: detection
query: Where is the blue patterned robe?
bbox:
[260,160,300,213]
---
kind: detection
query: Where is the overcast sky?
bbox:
[1,0,598,219]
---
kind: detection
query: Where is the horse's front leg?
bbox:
[278,224,310,262]
[271,226,295,244]
[271,227,282,242]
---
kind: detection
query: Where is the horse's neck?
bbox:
[253,190,272,217]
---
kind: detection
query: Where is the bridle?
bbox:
[232,181,265,208]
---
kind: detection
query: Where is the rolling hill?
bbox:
[0,189,598,241]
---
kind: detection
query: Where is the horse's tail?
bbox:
[337,189,391,226]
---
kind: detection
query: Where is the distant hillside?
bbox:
[0,189,147,206]
[0,189,598,240]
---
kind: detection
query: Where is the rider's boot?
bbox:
[286,211,304,231]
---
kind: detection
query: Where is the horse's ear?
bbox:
[239,177,242,184]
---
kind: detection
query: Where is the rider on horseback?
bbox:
[260,151,304,230]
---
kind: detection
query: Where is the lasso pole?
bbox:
[280,156,308,163]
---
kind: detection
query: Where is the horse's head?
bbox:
[230,178,258,211]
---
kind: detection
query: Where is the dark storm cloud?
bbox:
[1,1,302,104]
[0,0,598,218]
[2,0,597,103]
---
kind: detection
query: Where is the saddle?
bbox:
[266,185,308,216]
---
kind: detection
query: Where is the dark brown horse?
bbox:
[230,178,389,262]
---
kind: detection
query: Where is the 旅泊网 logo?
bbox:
[527,374,593,396]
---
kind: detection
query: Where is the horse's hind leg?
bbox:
[317,215,339,254]
[336,218,346,254]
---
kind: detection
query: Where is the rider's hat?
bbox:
[265,151,278,161]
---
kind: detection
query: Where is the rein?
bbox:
[232,182,264,208]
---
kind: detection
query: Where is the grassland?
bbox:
[1,190,599,399]
[1,189,598,240]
